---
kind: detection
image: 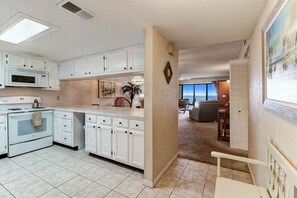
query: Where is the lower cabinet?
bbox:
[85,114,144,169]
[0,115,7,155]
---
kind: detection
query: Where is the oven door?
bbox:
[8,110,53,145]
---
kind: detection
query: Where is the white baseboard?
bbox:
[142,152,178,188]
[247,163,256,185]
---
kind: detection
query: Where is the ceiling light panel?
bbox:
[0,13,57,44]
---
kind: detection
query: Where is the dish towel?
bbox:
[32,112,42,127]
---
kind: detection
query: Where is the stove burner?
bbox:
[7,108,22,111]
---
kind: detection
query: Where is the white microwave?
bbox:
[5,67,48,88]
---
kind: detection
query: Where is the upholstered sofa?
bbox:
[189,100,223,122]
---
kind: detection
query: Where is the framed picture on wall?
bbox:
[98,80,116,98]
[262,0,297,120]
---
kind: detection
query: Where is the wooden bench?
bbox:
[211,139,297,198]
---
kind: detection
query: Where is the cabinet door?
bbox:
[113,128,129,163]
[59,61,74,78]
[129,130,144,168]
[54,118,61,142]
[27,58,45,70]
[98,126,112,158]
[128,46,144,71]
[105,50,127,73]
[85,124,97,153]
[88,55,104,75]
[74,58,88,76]
[0,53,4,89]
[5,53,26,68]
[44,61,60,90]
[0,123,7,154]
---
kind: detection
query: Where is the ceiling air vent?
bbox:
[58,1,94,20]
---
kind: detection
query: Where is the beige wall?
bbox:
[144,26,178,185]
[249,0,297,186]
[0,76,140,107]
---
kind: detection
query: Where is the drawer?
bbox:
[61,112,73,120]
[97,116,111,126]
[61,119,73,132]
[61,132,73,146]
[86,114,97,123]
[0,116,5,123]
[54,111,62,118]
[130,120,144,131]
[113,118,129,128]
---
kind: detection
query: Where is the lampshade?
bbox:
[130,76,144,85]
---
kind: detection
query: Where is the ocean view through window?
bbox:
[179,83,218,106]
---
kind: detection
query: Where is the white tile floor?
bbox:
[0,145,252,198]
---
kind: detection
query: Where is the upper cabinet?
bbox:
[58,45,144,80]
[43,61,60,91]
[4,53,45,70]
[104,50,128,73]
[128,46,144,71]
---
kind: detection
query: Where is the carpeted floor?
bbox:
[178,112,249,172]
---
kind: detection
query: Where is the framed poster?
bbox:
[262,0,297,120]
[98,80,116,98]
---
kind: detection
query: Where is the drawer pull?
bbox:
[64,115,66,117]
[98,126,100,129]
[119,122,122,124]
[89,118,91,120]
[64,138,67,140]
[125,131,127,133]
[130,132,132,135]
[103,120,105,122]
[64,125,66,127]
[136,124,139,127]
[93,126,95,128]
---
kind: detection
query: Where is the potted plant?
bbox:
[122,82,142,105]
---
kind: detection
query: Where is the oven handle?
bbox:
[9,110,53,118]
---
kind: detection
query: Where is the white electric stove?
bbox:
[0,96,53,157]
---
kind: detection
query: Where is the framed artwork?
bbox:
[98,80,116,98]
[163,61,173,84]
[262,0,297,120]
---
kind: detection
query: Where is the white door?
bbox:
[54,118,61,142]
[27,58,45,70]
[0,53,4,89]
[5,53,26,68]
[98,126,112,158]
[0,122,7,154]
[85,124,97,154]
[59,61,74,78]
[88,55,104,75]
[113,128,129,163]
[128,46,144,71]
[105,50,127,73]
[74,58,88,76]
[129,130,144,168]
[45,61,60,90]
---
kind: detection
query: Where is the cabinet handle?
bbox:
[89,72,91,74]
[0,84,2,87]
[103,120,105,122]
[64,115,66,117]
[98,126,100,129]
[64,138,67,140]
[238,110,241,113]
[31,66,33,68]
[64,125,66,127]
[24,65,26,67]
[85,72,87,75]
[136,124,139,127]
[93,126,95,128]
[49,86,52,88]
[130,132,132,135]
[130,67,132,69]
[125,131,127,133]
[124,67,127,70]
[119,122,122,124]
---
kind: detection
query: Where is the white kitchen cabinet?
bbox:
[85,123,97,154]
[0,115,7,155]
[4,53,26,68]
[104,50,128,73]
[129,130,144,169]
[74,58,88,76]
[43,61,60,90]
[59,61,74,78]
[0,53,4,89]
[230,59,249,151]
[113,128,129,163]
[128,46,144,71]
[27,58,45,70]
[98,125,112,158]
[87,55,104,75]
[53,111,85,149]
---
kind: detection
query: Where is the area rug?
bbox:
[178,113,249,172]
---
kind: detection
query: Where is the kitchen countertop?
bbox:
[52,105,144,120]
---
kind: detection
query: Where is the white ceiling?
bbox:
[0,0,267,63]
[178,41,244,79]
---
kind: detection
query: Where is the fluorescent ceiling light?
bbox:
[0,18,49,44]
